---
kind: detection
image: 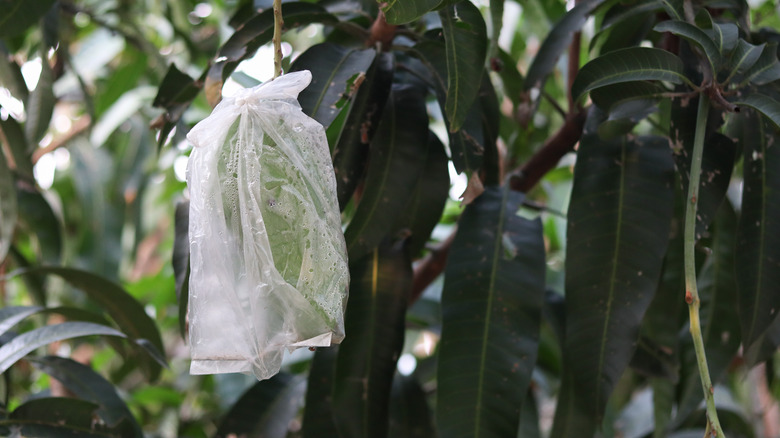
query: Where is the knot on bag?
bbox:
[232,70,313,107]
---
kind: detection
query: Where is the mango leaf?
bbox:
[332,243,411,438]
[0,116,33,179]
[24,49,55,148]
[552,108,675,435]
[331,52,394,210]
[524,0,602,90]
[0,322,127,375]
[151,64,201,148]
[589,81,667,112]
[436,186,546,438]
[705,22,738,55]
[291,43,376,128]
[0,0,57,38]
[0,148,16,262]
[740,42,780,85]
[381,0,442,25]
[674,201,741,426]
[16,181,62,266]
[653,20,720,72]
[518,388,541,438]
[301,347,340,438]
[0,42,28,102]
[172,201,189,339]
[2,397,112,437]
[439,0,487,132]
[725,40,764,80]
[12,267,167,379]
[572,47,689,102]
[28,356,141,436]
[734,93,780,129]
[389,374,436,438]
[736,111,780,361]
[343,83,428,261]
[0,306,42,338]
[216,373,306,438]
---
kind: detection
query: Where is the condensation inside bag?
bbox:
[186,71,349,380]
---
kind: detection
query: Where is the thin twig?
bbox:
[273,0,283,79]
[32,116,91,165]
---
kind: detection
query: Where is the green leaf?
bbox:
[436,186,546,438]
[381,0,442,25]
[28,356,141,436]
[725,40,764,80]
[0,0,57,38]
[0,322,126,375]
[16,182,62,266]
[705,22,738,55]
[0,306,42,338]
[653,20,720,72]
[12,267,167,379]
[291,43,376,128]
[389,374,436,438]
[343,83,429,261]
[0,42,28,102]
[552,108,675,435]
[524,0,602,90]
[332,243,411,438]
[589,81,667,112]
[216,373,306,438]
[674,201,741,426]
[3,397,112,437]
[572,47,689,102]
[741,42,780,85]
[302,347,341,438]
[440,0,487,132]
[172,201,189,340]
[734,93,780,129]
[735,111,780,359]
[24,49,55,147]
[0,149,16,262]
[0,116,33,179]
[331,52,394,210]
[518,388,541,438]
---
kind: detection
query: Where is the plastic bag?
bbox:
[186,70,349,380]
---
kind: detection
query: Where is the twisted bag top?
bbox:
[186,71,349,380]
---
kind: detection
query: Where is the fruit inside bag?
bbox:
[186,70,349,380]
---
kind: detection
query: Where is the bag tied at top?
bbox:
[186,70,349,380]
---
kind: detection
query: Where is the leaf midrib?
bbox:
[310,48,357,120]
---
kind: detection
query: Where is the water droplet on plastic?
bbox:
[292,123,304,133]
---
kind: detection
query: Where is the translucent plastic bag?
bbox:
[186,71,349,380]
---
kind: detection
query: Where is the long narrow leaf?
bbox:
[301,347,340,438]
[734,93,780,129]
[0,148,16,262]
[653,20,720,71]
[0,306,42,338]
[381,0,442,25]
[437,186,546,438]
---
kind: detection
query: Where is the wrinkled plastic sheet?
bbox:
[186,71,349,380]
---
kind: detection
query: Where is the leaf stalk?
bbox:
[684,92,726,438]
[273,0,283,79]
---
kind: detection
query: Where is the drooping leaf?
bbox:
[0,149,16,262]
[343,83,428,261]
[24,49,55,148]
[389,374,436,438]
[551,108,675,435]
[572,47,689,102]
[0,116,33,179]
[0,42,28,102]
[439,1,487,132]
[741,42,780,85]
[2,397,112,437]
[28,356,141,436]
[524,0,602,90]
[0,0,57,38]
[381,0,442,25]
[12,267,167,379]
[597,99,659,139]
[216,373,306,438]
[332,243,410,438]
[172,201,189,339]
[302,347,341,438]
[436,186,546,438]
[734,93,780,129]
[653,20,720,72]
[15,181,62,266]
[0,322,127,375]
[589,81,668,112]
[675,201,741,425]
[735,111,780,361]
[725,40,764,80]
[291,43,376,128]
[151,64,201,148]
[705,21,739,55]
[0,306,42,338]
[331,51,394,210]
[517,388,541,438]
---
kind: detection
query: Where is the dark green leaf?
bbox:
[0,42,28,102]
[331,51,394,210]
[597,99,659,139]
[518,388,541,438]
[389,374,436,438]
[596,9,655,55]
[302,347,340,438]
[705,22,738,55]
[381,0,441,25]
[12,267,167,378]
[24,49,55,147]
[3,397,114,437]
[0,322,127,375]
[291,43,376,128]
[440,1,487,132]
[590,81,667,112]
[152,63,200,111]
[653,20,720,71]
[734,93,780,129]
[172,201,189,339]
[0,149,16,262]
[437,186,546,438]
[675,201,741,425]
[495,49,524,104]
[525,0,602,90]
[488,0,504,59]
[332,243,411,438]
[16,181,62,266]
[393,132,450,258]
[0,116,33,179]
[28,356,141,435]
[735,111,780,360]
[216,373,306,438]
[741,42,780,85]
[572,47,689,102]
[725,40,763,80]
[343,83,428,261]
[0,0,57,38]
[0,306,42,338]
[553,108,675,434]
